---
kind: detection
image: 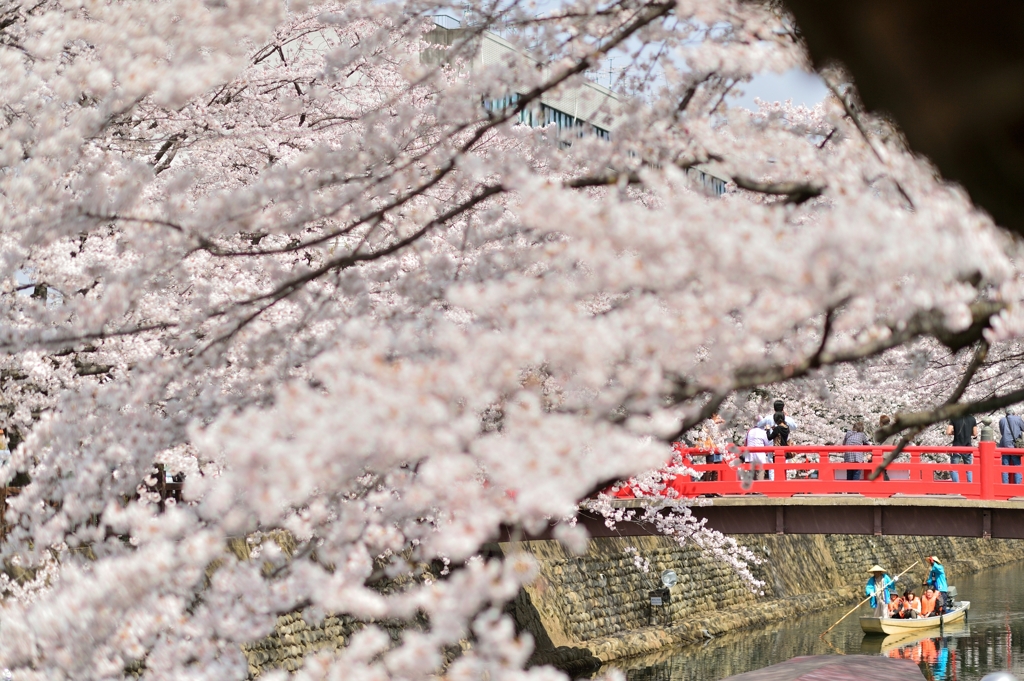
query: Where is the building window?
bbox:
[685,167,727,196]
[484,97,611,141]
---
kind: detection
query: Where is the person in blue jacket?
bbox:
[866,565,897,618]
[924,556,948,613]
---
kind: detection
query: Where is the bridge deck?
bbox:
[493,497,1024,541]
[601,495,1024,539]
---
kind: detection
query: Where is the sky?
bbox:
[729,68,830,110]
[432,9,831,112]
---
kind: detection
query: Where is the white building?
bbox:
[425,16,617,141]
[425,16,727,196]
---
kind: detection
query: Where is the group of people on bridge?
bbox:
[867,556,948,620]
[737,400,905,481]
[603,399,1024,500]
[726,400,1024,483]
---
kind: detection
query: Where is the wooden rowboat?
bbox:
[860,601,970,634]
[860,619,969,654]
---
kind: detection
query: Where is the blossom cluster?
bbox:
[0,0,1020,679]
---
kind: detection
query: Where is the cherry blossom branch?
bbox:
[117,1,677,267]
[822,72,915,210]
[873,339,991,445]
[661,301,1004,441]
[873,387,1024,441]
[869,340,989,478]
[727,301,1003,391]
[0,322,175,352]
[731,176,824,204]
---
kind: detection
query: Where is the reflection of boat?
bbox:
[860,601,970,634]
[860,619,968,654]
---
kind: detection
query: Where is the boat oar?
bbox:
[820,560,920,639]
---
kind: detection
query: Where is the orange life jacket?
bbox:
[905,596,922,615]
[921,592,938,616]
[888,597,904,616]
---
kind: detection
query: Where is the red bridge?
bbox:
[498,439,1024,542]
[590,439,1024,539]
[616,440,1020,500]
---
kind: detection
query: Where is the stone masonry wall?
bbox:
[239,534,1024,676]
[504,534,1024,673]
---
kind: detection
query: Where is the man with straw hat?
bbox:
[866,564,897,618]
[923,556,949,614]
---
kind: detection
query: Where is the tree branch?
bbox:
[660,300,1004,442]
[809,301,846,367]
[874,386,1024,440]
[731,176,824,204]
[727,301,1002,393]
[869,339,989,479]
[564,170,643,188]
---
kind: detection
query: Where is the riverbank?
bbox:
[605,560,1024,680]
[500,534,1024,674]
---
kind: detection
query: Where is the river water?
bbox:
[602,561,1024,681]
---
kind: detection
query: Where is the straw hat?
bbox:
[868,564,886,573]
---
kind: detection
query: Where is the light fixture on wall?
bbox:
[648,569,677,625]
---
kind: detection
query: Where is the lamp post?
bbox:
[648,569,678,626]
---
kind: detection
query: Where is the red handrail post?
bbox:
[721,451,737,482]
[979,438,997,500]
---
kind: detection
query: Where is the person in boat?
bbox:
[887,592,905,618]
[923,556,949,614]
[920,586,940,617]
[902,589,922,618]
[866,564,897,618]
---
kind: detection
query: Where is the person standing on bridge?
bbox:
[923,556,948,614]
[876,415,896,481]
[843,421,870,481]
[697,413,726,481]
[744,421,771,480]
[767,412,790,446]
[757,400,797,431]
[757,401,796,481]
[998,409,1024,484]
[946,414,977,483]
[866,565,897,618]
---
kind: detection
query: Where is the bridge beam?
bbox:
[498,497,1024,542]
[637,497,1024,539]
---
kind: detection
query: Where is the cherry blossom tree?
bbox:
[0,0,1022,679]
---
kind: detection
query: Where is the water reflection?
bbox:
[863,623,970,680]
[599,561,1024,681]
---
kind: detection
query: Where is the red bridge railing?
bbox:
[610,440,1024,501]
